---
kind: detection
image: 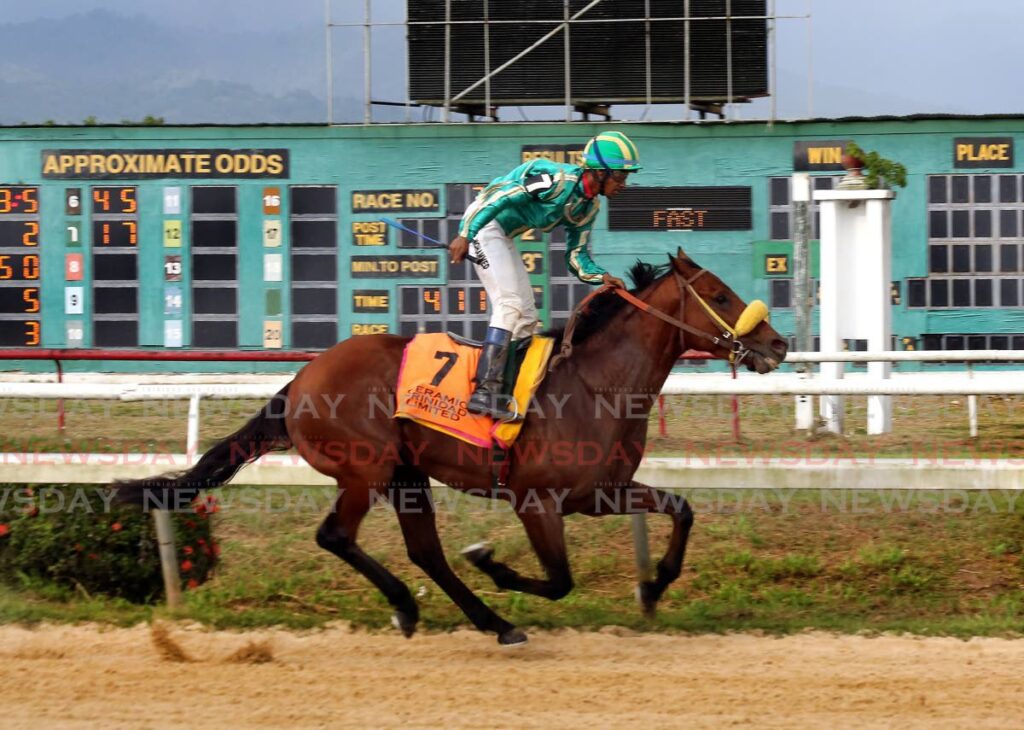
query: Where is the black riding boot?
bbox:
[468,327,512,419]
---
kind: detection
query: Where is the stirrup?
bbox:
[468,392,522,422]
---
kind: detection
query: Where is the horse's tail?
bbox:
[114,384,294,509]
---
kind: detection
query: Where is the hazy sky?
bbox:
[2,0,1021,123]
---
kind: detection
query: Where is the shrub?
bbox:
[0,485,218,603]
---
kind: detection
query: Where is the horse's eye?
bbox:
[714,294,729,306]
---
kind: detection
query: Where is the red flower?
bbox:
[24,505,39,517]
[186,579,199,589]
[180,559,193,572]
[184,519,196,529]
[212,543,221,557]
[111,522,122,532]
[194,502,207,515]
[87,553,99,560]
[197,538,207,546]
[0,524,9,538]
[73,543,83,552]
[183,546,193,556]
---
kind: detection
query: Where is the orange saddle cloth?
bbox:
[394,333,554,448]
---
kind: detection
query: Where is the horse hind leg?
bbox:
[316,476,420,637]
[390,466,526,646]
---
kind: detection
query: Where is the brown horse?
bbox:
[117,249,787,645]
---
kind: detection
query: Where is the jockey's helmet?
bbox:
[581,131,642,172]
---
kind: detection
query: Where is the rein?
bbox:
[548,270,768,370]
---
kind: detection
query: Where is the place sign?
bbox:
[953,137,1013,168]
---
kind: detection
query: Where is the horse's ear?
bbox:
[670,246,696,275]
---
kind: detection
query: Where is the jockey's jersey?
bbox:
[458,160,607,284]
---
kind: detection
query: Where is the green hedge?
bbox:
[0,485,218,603]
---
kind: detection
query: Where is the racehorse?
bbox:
[116,248,787,645]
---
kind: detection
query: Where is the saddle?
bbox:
[394,332,554,448]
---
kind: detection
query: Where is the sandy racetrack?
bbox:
[2,623,1022,728]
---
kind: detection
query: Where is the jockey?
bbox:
[449,130,641,419]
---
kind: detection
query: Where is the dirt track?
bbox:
[1,623,1022,728]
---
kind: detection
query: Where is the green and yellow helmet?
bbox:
[582,131,642,172]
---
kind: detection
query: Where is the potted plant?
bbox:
[841,141,907,190]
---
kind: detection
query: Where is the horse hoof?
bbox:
[497,628,528,647]
[391,610,417,638]
[636,583,658,618]
[461,542,494,566]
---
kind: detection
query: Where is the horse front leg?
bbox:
[390,467,527,646]
[584,481,694,617]
[462,499,574,601]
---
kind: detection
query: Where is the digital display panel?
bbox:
[0,187,39,215]
[0,319,40,346]
[0,286,40,314]
[607,187,753,231]
[92,187,137,214]
[0,220,40,246]
[0,253,41,281]
[91,220,138,247]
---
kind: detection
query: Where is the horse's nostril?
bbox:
[771,339,788,357]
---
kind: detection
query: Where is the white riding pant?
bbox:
[472,220,539,340]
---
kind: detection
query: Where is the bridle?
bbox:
[549,267,769,370]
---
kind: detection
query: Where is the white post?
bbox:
[815,189,896,435]
[186,393,200,463]
[153,509,182,609]
[791,172,815,431]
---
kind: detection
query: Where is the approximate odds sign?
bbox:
[954,137,1014,168]
[607,187,752,231]
[41,149,289,179]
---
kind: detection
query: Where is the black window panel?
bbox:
[291,220,336,248]
[991,335,1009,350]
[399,320,418,337]
[424,320,443,333]
[447,287,463,315]
[928,211,947,238]
[975,279,993,306]
[191,187,236,214]
[290,286,333,315]
[908,279,926,307]
[469,286,488,314]
[421,218,441,242]
[94,320,138,347]
[952,176,970,203]
[93,254,137,280]
[401,287,419,315]
[813,177,834,190]
[952,279,971,306]
[1001,279,1019,306]
[770,211,789,240]
[549,227,566,244]
[292,321,336,349]
[534,287,543,309]
[974,210,992,238]
[770,279,791,308]
[448,259,473,282]
[192,287,237,314]
[192,220,237,247]
[946,335,964,350]
[446,320,464,337]
[291,187,336,215]
[192,254,236,281]
[192,320,237,348]
[470,319,488,341]
[999,175,1018,203]
[951,210,970,238]
[1013,336,1024,350]
[999,244,1018,272]
[928,176,946,204]
[928,245,948,273]
[93,287,138,314]
[922,334,941,350]
[551,252,569,279]
[930,279,948,307]
[572,284,590,305]
[770,178,789,206]
[975,244,992,272]
[1000,210,1018,238]
[967,335,986,350]
[951,245,970,272]
[552,284,569,311]
[291,253,336,282]
[974,175,992,203]
[399,225,419,248]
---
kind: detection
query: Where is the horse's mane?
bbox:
[543,260,671,347]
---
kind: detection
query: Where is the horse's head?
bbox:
[668,248,787,373]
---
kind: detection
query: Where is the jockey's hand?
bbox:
[449,236,469,264]
[602,272,626,289]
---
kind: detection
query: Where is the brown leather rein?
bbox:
[548,268,756,371]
